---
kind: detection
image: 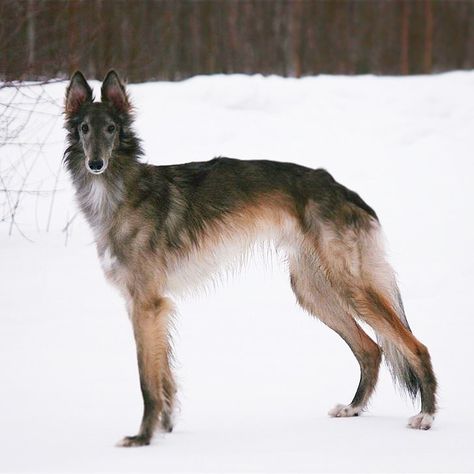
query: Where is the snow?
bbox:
[1,72,474,472]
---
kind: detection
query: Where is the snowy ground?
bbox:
[1,72,474,472]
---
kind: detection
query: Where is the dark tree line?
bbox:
[1,0,474,82]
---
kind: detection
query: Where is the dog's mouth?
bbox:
[86,159,107,175]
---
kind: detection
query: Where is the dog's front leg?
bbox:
[118,296,175,447]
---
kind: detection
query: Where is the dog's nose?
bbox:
[88,159,104,172]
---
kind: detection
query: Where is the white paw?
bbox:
[408,413,434,430]
[328,403,362,417]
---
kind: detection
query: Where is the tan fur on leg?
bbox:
[118,296,175,447]
[290,252,382,416]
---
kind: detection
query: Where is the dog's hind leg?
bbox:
[326,320,381,418]
[350,285,437,429]
[290,254,381,417]
[160,357,177,432]
[313,218,437,429]
[349,227,437,429]
[118,296,175,447]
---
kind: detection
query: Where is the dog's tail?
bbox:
[375,286,420,399]
[351,220,422,401]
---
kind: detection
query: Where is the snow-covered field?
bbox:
[1,72,473,472]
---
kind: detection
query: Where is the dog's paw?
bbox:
[408,413,434,430]
[328,403,362,417]
[116,435,151,447]
[160,411,174,433]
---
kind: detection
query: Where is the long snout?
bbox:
[81,118,115,175]
[85,143,110,174]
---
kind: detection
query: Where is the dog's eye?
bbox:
[107,125,116,133]
[81,123,89,134]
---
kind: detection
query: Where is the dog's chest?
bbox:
[99,245,119,275]
[98,244,130,297]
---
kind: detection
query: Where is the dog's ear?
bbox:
[101,70,130,113]
[65,71,93,116]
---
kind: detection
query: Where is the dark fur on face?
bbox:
[64,71,438,447]
[64,71,142,172]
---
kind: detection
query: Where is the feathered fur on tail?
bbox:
[376,286,420,399]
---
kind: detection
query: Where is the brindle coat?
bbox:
[64,71,437,447]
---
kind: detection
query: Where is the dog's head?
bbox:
[64,70,134,175]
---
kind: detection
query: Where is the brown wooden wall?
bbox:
[1,0,473,82]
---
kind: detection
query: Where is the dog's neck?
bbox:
[71,155,140,239]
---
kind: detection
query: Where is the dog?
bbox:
[64,70,437,447]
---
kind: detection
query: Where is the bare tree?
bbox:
[0,80,64,239]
